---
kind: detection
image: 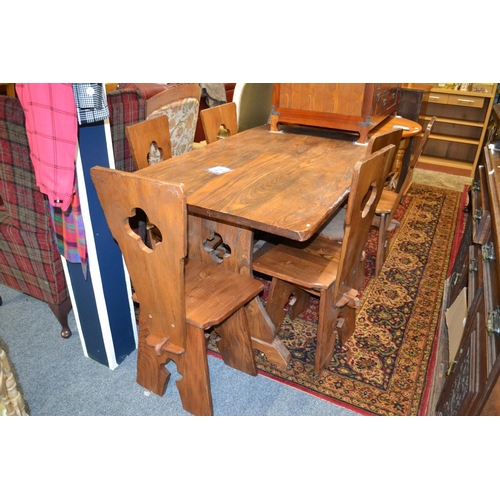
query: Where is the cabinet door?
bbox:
[448,215,471,305]
[471,165,492,244]
[436,288,485,416]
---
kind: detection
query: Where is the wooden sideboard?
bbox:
[270,83,401,143]
[433,106,500,415]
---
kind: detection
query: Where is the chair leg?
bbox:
[314,286,340,374]
[48,298,73,339]
[265,278,298,332]
[136,322,171,397]
[215,307,258,376]
[287,288,310,320]
[176,324,213,416]
[375,213,388,277]
[136,319,213,416]
[336,305,356,345]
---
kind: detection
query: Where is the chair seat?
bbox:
[253,236,342,292]
[185,259,264,329]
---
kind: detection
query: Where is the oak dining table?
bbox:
[133,124,368,370]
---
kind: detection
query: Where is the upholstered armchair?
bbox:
[0,95,72,338]
[0,88,147,338]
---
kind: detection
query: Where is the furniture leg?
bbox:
[214,307,258,376]
[375,213,388,277]
[136,321,171,397]
[48,297,73,339]
[287,288,310,320]
[187,214,292,368]
[175,324,213,416]
[337,305,356,345]
[265,278,296,331]
[315,286,340,374]
[269,113,280,132]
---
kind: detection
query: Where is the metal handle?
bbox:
[487,308,500,336]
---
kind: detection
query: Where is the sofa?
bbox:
[0,88,147,337]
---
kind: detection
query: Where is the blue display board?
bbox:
[63,119,137,369]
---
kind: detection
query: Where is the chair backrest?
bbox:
[399,115,436,195]
[232,83,273,132]
[200,102,238,144]
[366,128,403,156]
[334,144,396,302]
[366,127,403,180]
[409,116,436,170]
[90,166,188,351]
[146,84,201,157]
[126,114,173,170]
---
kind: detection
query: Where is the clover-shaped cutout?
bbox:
[147,141,164,166]
[203,232,231,263]
[125,207,162,253]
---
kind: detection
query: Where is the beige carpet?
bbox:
[413,168,471,192]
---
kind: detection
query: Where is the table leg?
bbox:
[388,137,410,190]
[188,214,291,368]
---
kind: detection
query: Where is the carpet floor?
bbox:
[208,182,463,415]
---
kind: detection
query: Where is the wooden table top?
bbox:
[136,125,368,241]
[370,116,422,139]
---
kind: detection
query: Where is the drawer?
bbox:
[448,94,485,108]
[424,92,449,104]
[372,86,399,117]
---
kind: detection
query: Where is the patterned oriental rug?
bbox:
[207,183,463,416]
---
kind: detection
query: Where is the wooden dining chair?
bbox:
[232,83,274,132]
[200,102,238,144]
[146,83,202,157]
[90,167,263,416]
[373,116,437,276]
[126,114,172,170]
[253,144,396,374]
[320,129,403,248]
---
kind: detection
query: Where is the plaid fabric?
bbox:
[0,96,53,233]
[0,90,145,304]
[0,200,68,304]
[0,95,69,305]
[50,180,87,277]
[107,88,147,172]
[15,84,77,211]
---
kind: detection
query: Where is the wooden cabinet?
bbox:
[418,84,496,177]
[433,118,500,414]
[270,83,401,144]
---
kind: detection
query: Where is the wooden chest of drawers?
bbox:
[269,83,401,143]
